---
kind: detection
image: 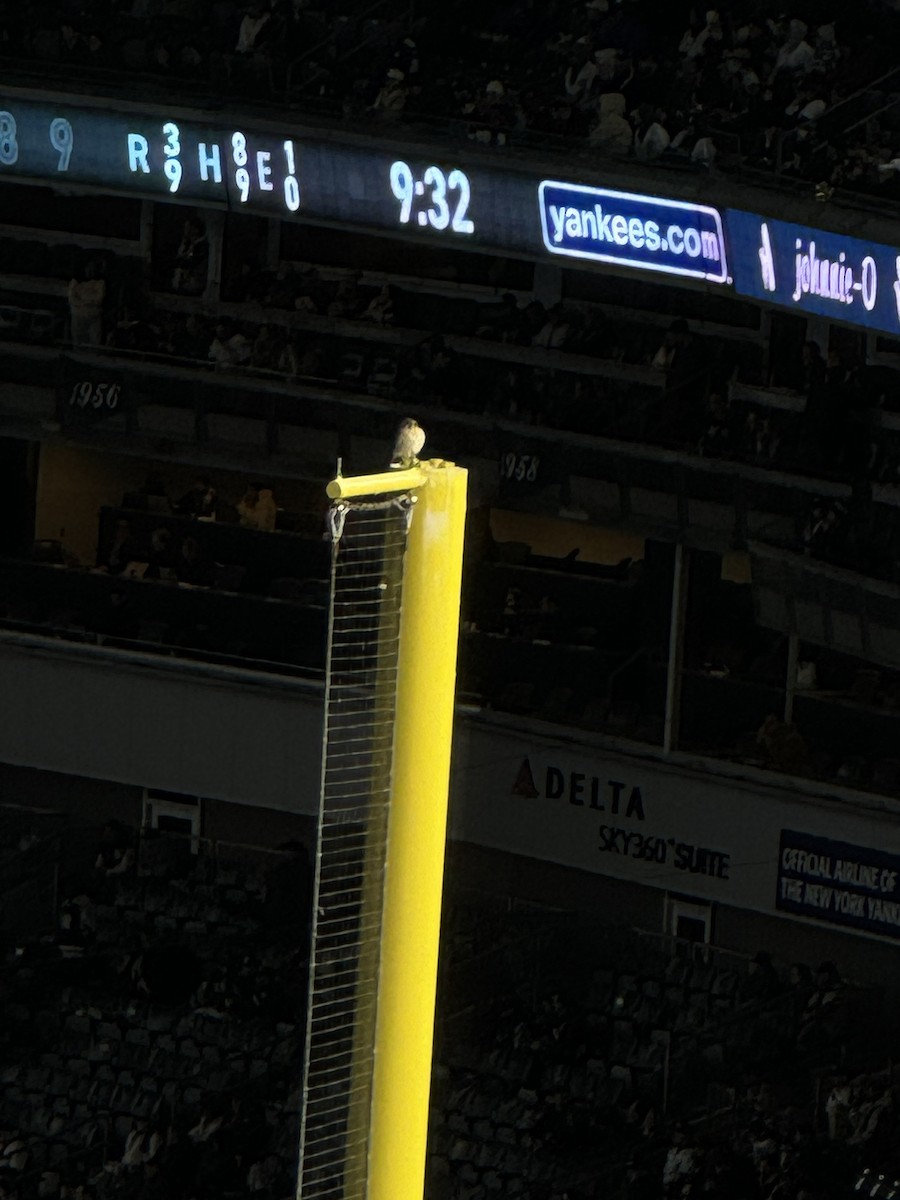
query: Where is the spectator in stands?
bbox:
[812,22,840,73]
[227,261,272,308]
[589,92,633,154]
[171,217,209,296]
[68,260,106,347]
[672,115,719,165]
[238,484,262,528]
[848,1083,898,1149]
[250,323,281,370]
[235,1,270,55]
[797,960,845,1049]
[533,303,571,350]
[651,320,685,372]
[145,528,177,579]
[756,713,809,774]
[563,43,599,106]
[83,28,110,70]
[170,312,210,360]
[59,21,88,64]
[0,1131,29,1174]
[741,411,782,463]
[121,1118,162,1169]
[229,0,276,92]
[208,319,252,366]
[264,262,309,311]
[247,1152,285,1194]
[633,104,670,160]
[106,306,161,353]
[188,1106,225,1145]
[787,962,814,1024]
[803,497,847,560]
[517,299,547,344]
[94,822,136,880]
[739,950,781,1005]
[409,333,461,405]
[801,340,827,394]
[372,67,409,117]
[698,392,736,458]
[476,292,523,342]
[663,1123,697,1197]
[772,19,814,80]
[277,332,311,376]
[328,272,367,320]
[176,476,217,519]
[826,1076,853,1141]
[16,827,38,852]
[363,284,394,325]
[466,80,516,146]
[57,898,89,957]
[256,487,278,532]
[101,519,144,575]
[679,10,723,60]
[176,537,215,587]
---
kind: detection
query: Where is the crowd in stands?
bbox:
[45,208,900,589]
[2,807,894,1200]
[11,214,900,775]
[3,2,900,201]
[0,465,330,674]
[427,908,890,1200]
[0,815,310,1199]
[2,199,890,558]
[7,199,900,786]
[680,560,900,795]
[48,210,900,487]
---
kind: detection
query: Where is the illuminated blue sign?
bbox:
[728,209,900,336]
[539,181,728,282]
[777,829,900,940]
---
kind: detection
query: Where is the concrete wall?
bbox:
[0,632,322,813]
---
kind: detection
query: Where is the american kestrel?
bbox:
[390,417,426,469]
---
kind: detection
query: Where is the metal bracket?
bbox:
[327,501,349,544]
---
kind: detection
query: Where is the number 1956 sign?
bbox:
[69,380,121,410]
[59,372,124,426]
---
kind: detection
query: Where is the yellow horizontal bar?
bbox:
[326,466,429,500]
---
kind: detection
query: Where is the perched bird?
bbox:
[390,417,426,469]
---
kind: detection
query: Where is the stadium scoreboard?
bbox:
[4,91,900,336]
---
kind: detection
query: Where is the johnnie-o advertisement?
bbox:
[727,208,900,336]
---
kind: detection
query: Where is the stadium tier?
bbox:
[4,15,900,1197]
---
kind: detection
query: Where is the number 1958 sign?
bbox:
[500,452,540,483]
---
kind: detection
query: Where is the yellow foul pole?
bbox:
[328,460,467,1200]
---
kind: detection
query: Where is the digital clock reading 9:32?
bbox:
[389,160,474,235]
